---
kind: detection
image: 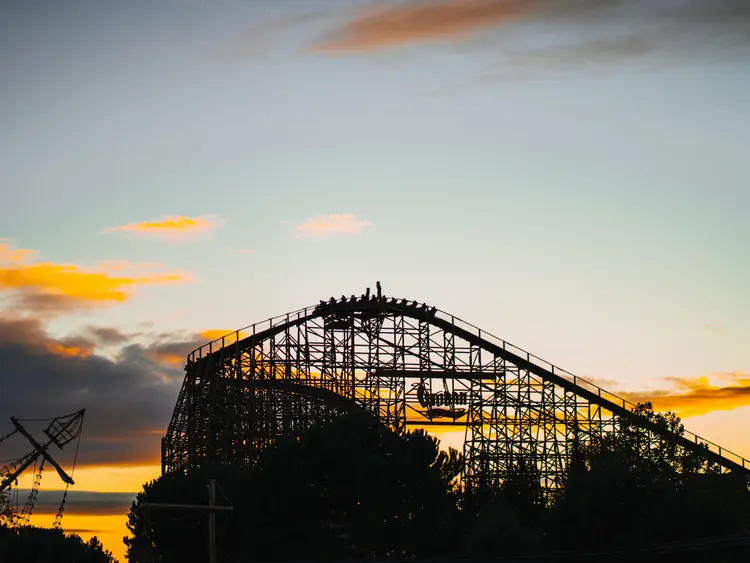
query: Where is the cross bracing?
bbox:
[162,294,750,501]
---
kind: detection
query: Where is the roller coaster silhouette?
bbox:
[162,286,750,501]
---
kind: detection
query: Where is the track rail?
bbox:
[184,297,750,476]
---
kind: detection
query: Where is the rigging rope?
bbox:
[19,458,44,526]
[53,415,84,530]
[53,484,70,529]
[15,410,82,424]
[0,428,18,445]
[1,452,36,481]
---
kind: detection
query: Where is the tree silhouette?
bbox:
[125,403,750,560]
[125,410,463,562]
[463,403,750,557]
[124,463,250,562]
[0,524,116,563]
[460,456,545,557]
[0,490,12,525]
[231,412,463,560]
[551,402,750,549]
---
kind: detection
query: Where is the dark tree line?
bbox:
[1,489,116,562]
[125,404,750,562]
[0,524,116,563]
[462,402,750,559]
[0,490,12,522]
[125,411,463,562]
[549,403,750,550]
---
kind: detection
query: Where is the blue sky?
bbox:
[2,0,749,381]
[2,0,749,437]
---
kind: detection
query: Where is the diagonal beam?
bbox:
[182,299,750,477]
[10,418,75,485]
[425,315,750,476]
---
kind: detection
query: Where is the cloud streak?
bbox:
[103,214,224,241]
[0,243,188,315]
[311,0,750,77]
[22,490,136,517]
[622,372,750,419]
[223,9,336,58]
[295,214,372,238]
[313,0,528,53]
[144,329,248,367]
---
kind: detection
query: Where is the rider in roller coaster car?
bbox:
[314,288,438,321]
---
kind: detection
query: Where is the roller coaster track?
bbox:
[164,295,750,490]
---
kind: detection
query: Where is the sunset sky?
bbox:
[1,0,749,560]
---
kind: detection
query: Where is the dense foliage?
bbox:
[0,490,12,524]
[464,402,750,557]
[0,524,116,563]
[550,402,750,550]
[125,410,463,562]
[125,403,750,562]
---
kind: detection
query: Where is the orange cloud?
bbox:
[622,372,750,419]
[46,342,94,358]
[103,214,223,240]
[199,329,249,343]
[0,242,188,314]
[145,329,250,368]
[295,214,372,237]
[0,313,95,358]
[312,0,529,53]
[146,350,186,368]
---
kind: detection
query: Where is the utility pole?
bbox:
[208,479,216,563]
[139,479,233,563]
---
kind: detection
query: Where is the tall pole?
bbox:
[139,482,232,563]
[208,479,216,563]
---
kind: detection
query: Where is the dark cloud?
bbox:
[0,315,192,468]
[217,0,749,91]
[305,0,749,94]
[82,326,135,347]
[21,490,136,517]
[0,314,45,344]
[10,292,90,317]
[144,338,200,360]
[134,333,204,369]
[496,33,666,69]
[667,0,750,25]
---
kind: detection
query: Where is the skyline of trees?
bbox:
[124,404,750,562]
